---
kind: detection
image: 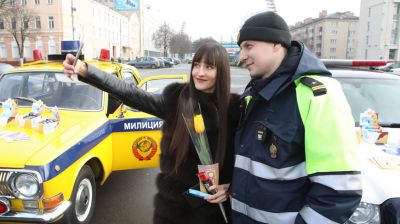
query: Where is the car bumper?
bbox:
[0,201,71,223]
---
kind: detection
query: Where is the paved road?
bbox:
[91,64,250,224]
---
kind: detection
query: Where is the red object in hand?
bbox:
[197,171,216,194]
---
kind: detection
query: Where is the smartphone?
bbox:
[73,42,84,67]
[188,189,211,199]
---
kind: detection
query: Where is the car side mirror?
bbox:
[118,105,127,118]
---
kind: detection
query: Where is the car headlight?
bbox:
[347,202,380,224]
[14,173,40,198]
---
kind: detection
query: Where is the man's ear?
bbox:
[273,43,283,52]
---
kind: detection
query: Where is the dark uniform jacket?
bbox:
[78,68,241,224]
[230,41,362,224]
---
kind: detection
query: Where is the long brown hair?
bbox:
[168,42,231,172]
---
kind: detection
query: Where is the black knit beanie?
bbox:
[237,11,291,48]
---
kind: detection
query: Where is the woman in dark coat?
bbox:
[63,42,241,224]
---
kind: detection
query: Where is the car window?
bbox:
[337,77,400,125]
[141,78,185,94]
[0,74,23,99]
[0,72,103,110]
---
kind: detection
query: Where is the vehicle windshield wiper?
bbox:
[380,123,400,128]
[13,96,37,103]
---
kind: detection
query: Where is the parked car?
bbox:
[128,57,161,69]
[0,55,186,223]
[389,67,400,76]
[162,57,176,65]
[156,57,165,68]
[372,62,400,72]
[158,57,173,67]
[0,63,14,75]
[173,58,181,65]
[323,60,400,224]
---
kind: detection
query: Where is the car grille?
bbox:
[0,171,13,197]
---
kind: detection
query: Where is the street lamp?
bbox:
[71,0,76,39]
[144,4,151,57]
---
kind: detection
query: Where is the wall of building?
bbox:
[358,0,400,60]
[0,0,144,62]
[290,12,358,59]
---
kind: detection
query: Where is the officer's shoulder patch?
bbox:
[299,77,327,96]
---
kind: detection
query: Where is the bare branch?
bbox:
[2,1,35,61]
[152,22,174,57]
[170,32,192,58]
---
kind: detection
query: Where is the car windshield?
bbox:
[0,72,102,110]
[337,77,400,126]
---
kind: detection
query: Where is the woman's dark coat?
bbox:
[79,65,241,224]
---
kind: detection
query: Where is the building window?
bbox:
[48,16,54,29]
[0,43,7,58]
[389,49,397,60]
[367,22,370,32]
[0,18,4,30]
[329,56,336,59]
[330,39,337,44]
[22,0,27,5]
[366,36,369,44]
[35,0,40,5]
[36,40,44,53]
[332,22,338,27]
[23,17,29,29]
[35,16,41,29]
[11,17,16,29]
[48,39,56,54]
[10,0,16,6]
[12,41,19,58]
[330,48,336,53]
[24,39,31,58]
[48,0,53,4]
[331,30,337,35]
[368,8,371,17]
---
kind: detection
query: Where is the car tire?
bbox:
[62,165,96,224]
[151,64,156,69]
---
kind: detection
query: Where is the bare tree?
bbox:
[152,22,174,57]
[192,37,218,53]
[170,33,192,59]
[1,1,34,64]
[0,0,9,9]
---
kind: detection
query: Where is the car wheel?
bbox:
[151,64,156,69]
[63,165,96,224]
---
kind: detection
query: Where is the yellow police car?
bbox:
[0,43,186,223]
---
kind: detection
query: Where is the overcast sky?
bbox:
[148,0,361,41]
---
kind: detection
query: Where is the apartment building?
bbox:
[357,0,400,60]
[290,10,359,59]
[0,0,139,62]
[95,0,164,57]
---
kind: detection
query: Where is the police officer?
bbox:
[230,11,362,224]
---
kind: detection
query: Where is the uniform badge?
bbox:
[269,143,278,159]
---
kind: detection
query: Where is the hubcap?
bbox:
[75,178,93,222]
